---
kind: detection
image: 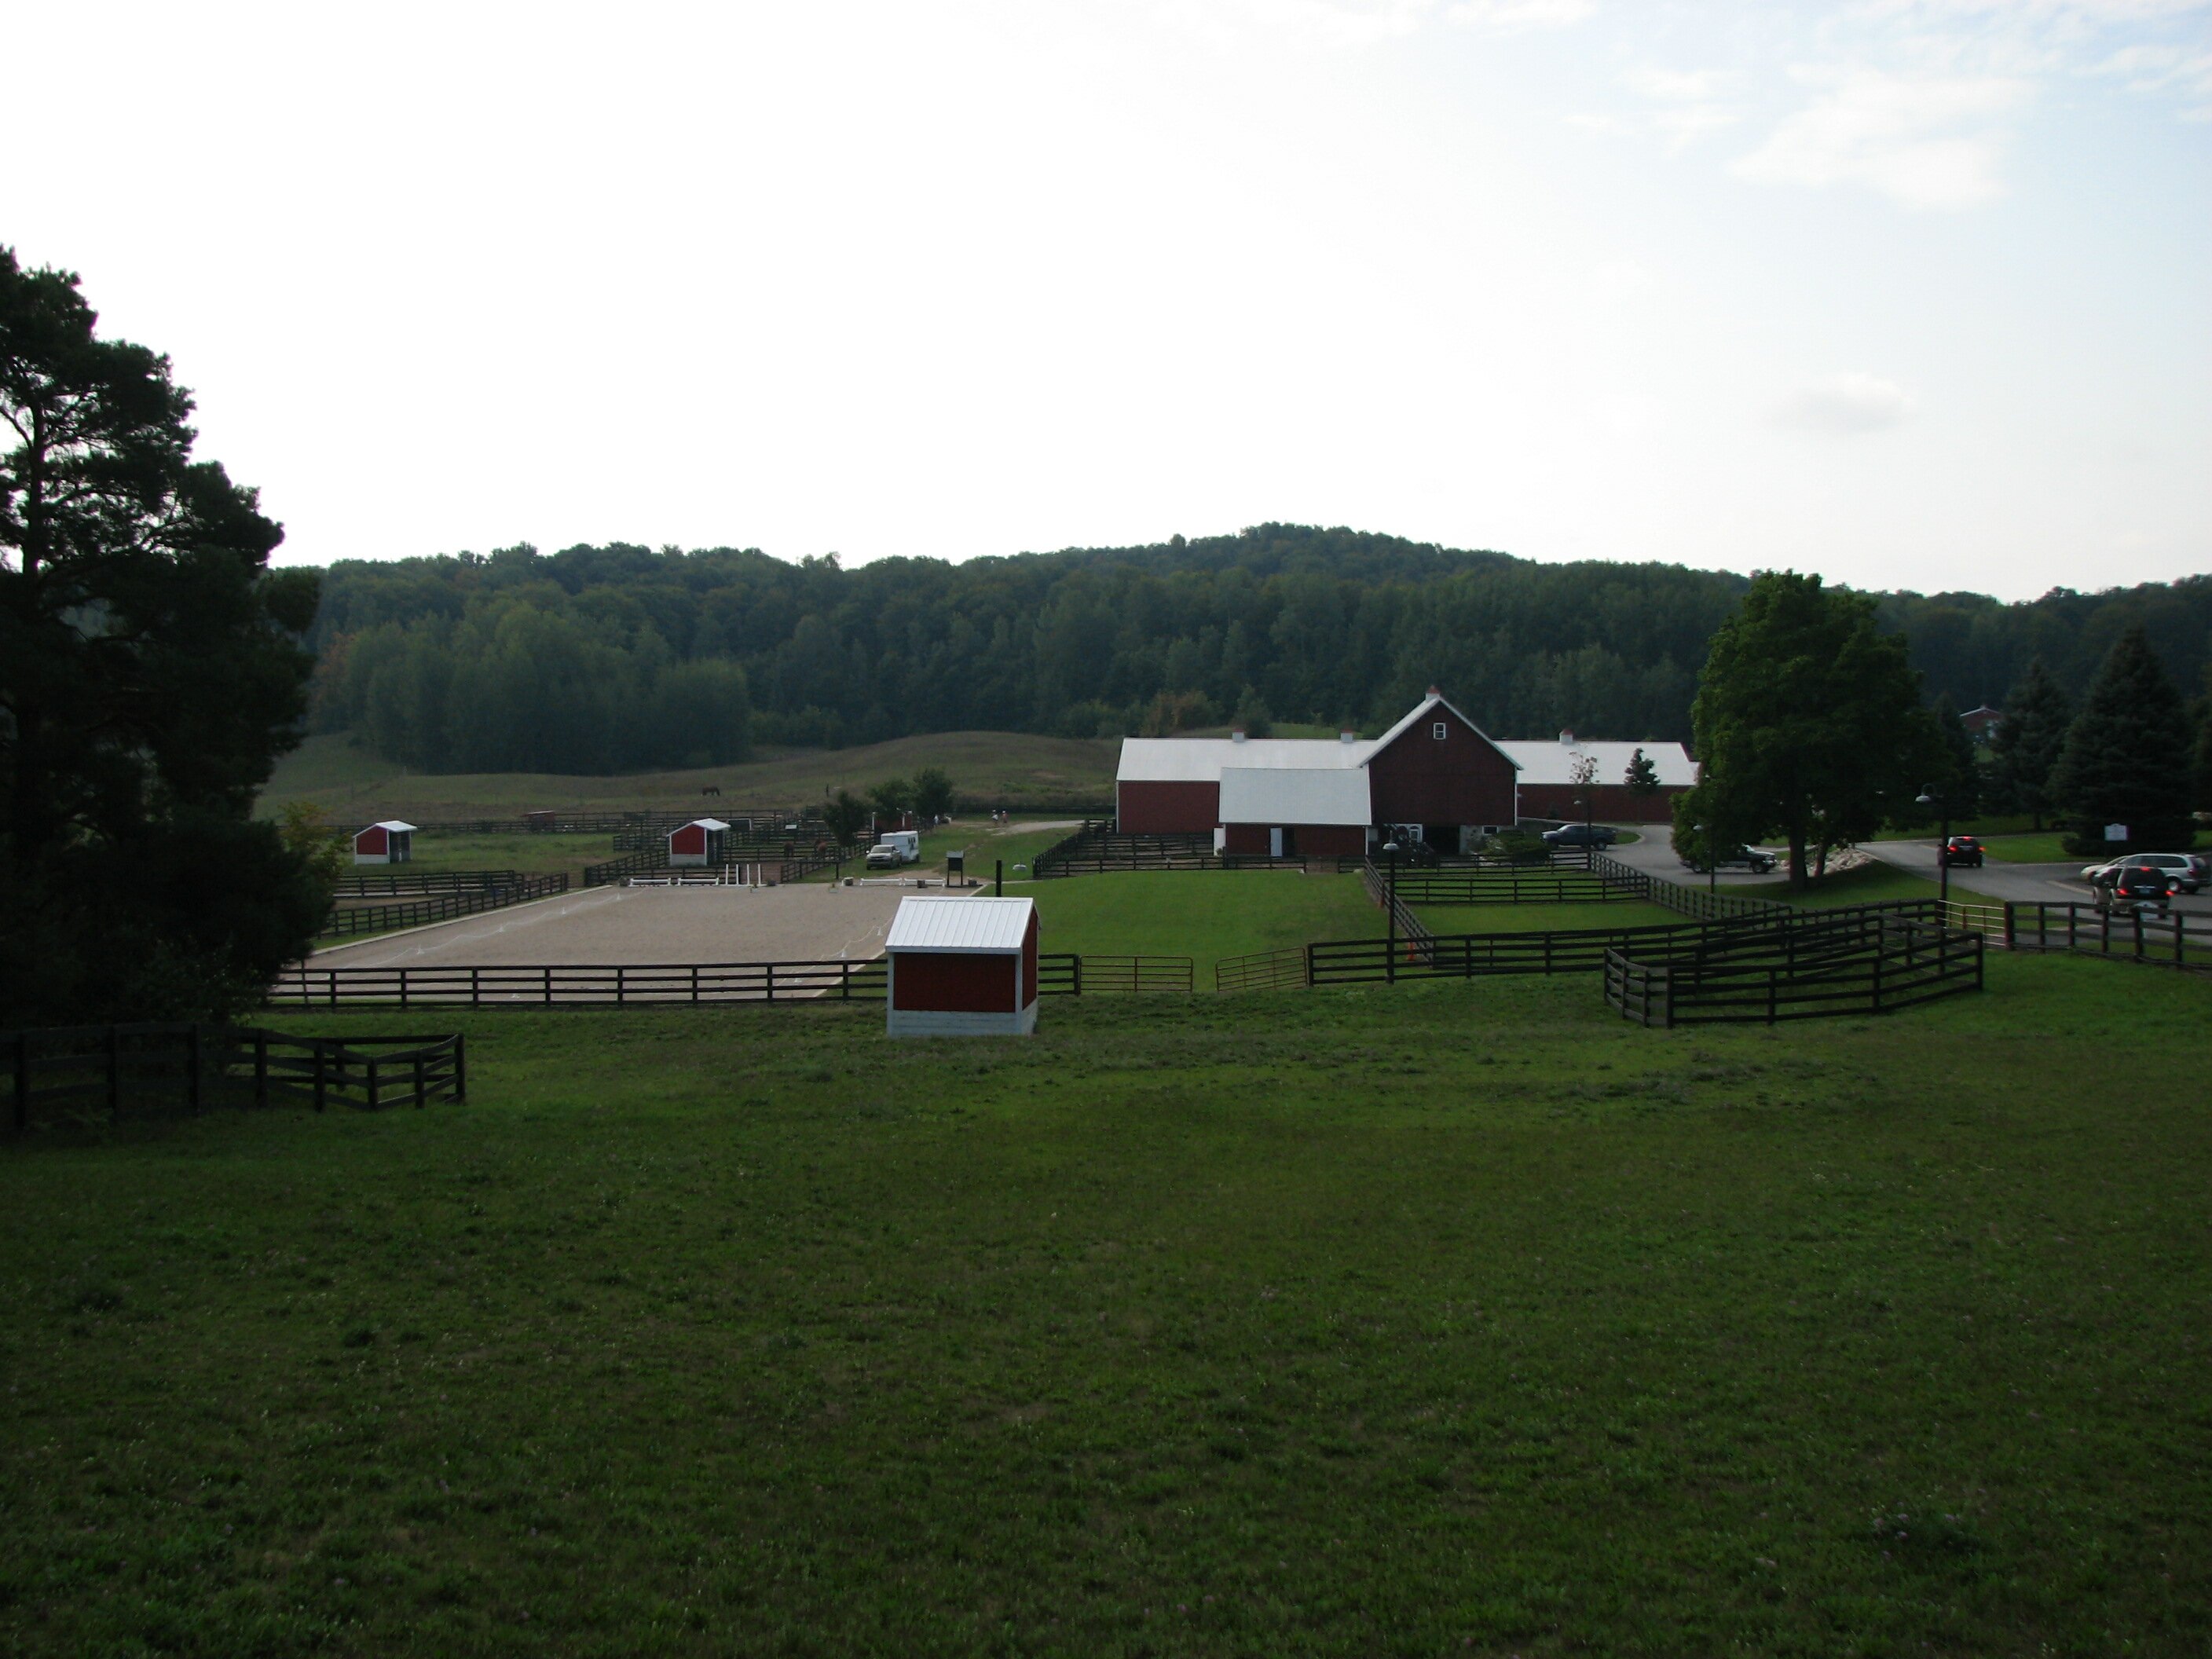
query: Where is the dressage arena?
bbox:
[311,882,910,970]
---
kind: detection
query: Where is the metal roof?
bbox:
[885,895,1035,953]
[364,821,417,833]
[1117,735,1374,782]
[1218,767,1372,826]
[676,818,732,833]
[1494,740,1699,788]
[1367,690,1511,759]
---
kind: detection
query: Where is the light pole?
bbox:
[1917,787,1951,908]
[1382,837,1401,983]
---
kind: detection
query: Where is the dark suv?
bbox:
[1542,822,1618,849]
[1941,834,1983,868]
[2093,862,2177,916]
[1681,844,1779,875]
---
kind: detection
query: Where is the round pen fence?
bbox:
[1604,914,1983,1027]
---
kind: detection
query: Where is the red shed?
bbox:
[884,896,1040,1038]
[352,820,416,865]
[668,818,731,866]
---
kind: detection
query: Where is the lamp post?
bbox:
[1382,838,1401,983]
[1917,788,1951,909]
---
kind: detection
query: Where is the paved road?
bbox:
[1599,833,1792,889]
[1861,838,2212,917]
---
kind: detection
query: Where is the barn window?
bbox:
[1432,721,1447,741]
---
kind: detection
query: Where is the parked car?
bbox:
[1681,844,1779,875]
[864,843,905,870]
[2091,862,2177,915]
[2122,852,2207,894]
[1542,822,1618,848]
[1941,834,1983,868]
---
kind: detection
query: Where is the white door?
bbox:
[1269,827,1284,859]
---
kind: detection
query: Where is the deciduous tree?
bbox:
[1,248,325,1023]
[1673,571,1939,888]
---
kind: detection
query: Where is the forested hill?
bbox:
[302,524,2211,775]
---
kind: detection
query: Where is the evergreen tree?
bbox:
[1675,571,1940,888]
[2049,625,2195,855]
[1623,747,1661,796]
[1932,705,1979,820]
[1990,657,2071,830]
[1,248,327,1024]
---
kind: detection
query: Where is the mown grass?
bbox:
[2,954,2207,1656]
[386,833,618,881]
[1978,833,2081,864]
[1005,871,1380,973]
[264,732,1117,821]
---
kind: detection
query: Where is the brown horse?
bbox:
[701,785,721,797]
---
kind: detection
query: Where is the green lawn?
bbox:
[387,833,618,881]
[1978,833,2078,864]
[3,955,2207,1655]
[1761,862,1944,910]
[1006,870,1379,972]
[1410,898,1686,934]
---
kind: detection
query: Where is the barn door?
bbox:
[1269,827,1284,859]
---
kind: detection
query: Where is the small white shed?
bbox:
[668,818,731,866]
[352,820,416,865]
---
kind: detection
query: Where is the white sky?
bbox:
[7,0,2208,600]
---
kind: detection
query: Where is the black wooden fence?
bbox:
[4,1024,465,1133]
[2001,901,2210,972]
[335,870,524,898]
[320,875,569,939]
[1605,915,1983,1026]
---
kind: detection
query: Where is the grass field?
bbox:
[1006,871,1381,974]
[263,732,1119,821]
[1978,833,2077,864]
[381,833,619,881]
[1410,898,1687,934]
[3,954,2207,1656]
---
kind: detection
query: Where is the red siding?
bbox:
[354,826,387,855]
[1118,780,1220,834]
[1220,822,1367,856]
[669,823,707,856]
[1367,706,1517,827]
[1297,824,1367,857]
[893,952,1016,1013]
[1021,913,1038,1009]
[1221,823,1269,855]
[1516,782,1684,824]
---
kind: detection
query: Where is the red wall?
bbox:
[1221,822,1366,856]
[893,952,1016,1013]
[1022,913,1038,1009]
[1516,782,1685,824]
[354,826,387,855]
[1117,780,1220,834]
[1367,707,1517,827]
[669,823,706,856]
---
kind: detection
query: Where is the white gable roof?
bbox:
[886,895,1035,953]
[1117,736,1373,782]
[1218,767,1372,826]
[676,817,732,833]
[364,820,417,833]
[1495,740,1698,788]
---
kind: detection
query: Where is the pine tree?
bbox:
[2048,626,2194,855]
[1624,748,1661,795]
[1990,657,2071,830]
[1932,705,1979,819]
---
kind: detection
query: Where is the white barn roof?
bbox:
[676,817,732,833]
[885,896,1035,954]
[364,820,417,833]
[1218,767,1372,826]
[1495,740,1698,788]
[1117,736,1375,782]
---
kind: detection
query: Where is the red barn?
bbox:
[352,820,416,865]
[1117,690,1518,854]
[884,896,1039,1037]
[1497,736,1699,824]
[667,818,731,866]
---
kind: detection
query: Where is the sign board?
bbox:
[2104,823,2128,842]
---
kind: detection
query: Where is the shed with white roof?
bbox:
[668,818,731,866]
[884,896,1041,1037]
[352,821,416,866]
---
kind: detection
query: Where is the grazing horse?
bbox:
[701,785,721,797]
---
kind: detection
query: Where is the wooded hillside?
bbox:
[302,525,2212,774]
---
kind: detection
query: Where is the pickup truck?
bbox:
[1541,822,1617,848]
[1681,844,1779,875]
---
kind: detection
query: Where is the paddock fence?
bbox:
[2001,901,2211,973]
[4,1024,465,1133]
[335,870,525,898]
[1605,915,1983,1027]
[318,874,570,939]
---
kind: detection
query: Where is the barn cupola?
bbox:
[1340,728,1358,743]
[1231,727,1247,743]
[1559,728,1577,745]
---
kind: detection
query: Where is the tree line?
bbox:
[301,533,2212,775]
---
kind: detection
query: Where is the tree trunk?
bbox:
[1788,831,1809,890]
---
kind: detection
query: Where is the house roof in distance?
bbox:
[886,895,1035,954]
[1218,767,1373,826]
[1495,740,1697,788]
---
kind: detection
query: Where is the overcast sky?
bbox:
[8,1,2208,600]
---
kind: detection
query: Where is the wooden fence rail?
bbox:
[1605,918,1983,1026]
[334,870,524,898]
[2001,901,2210,972]
[4,1024,465,1133]
[318,875,569,939]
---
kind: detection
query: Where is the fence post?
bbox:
[413,1054,426,1108]
[1662,969,1675,1029]
[1305,942,1316,988]
[367,1057,379,1111]
[452,1034,468,1101]
[840,961,850,1001]
[2003,903,2015,951]
[766,964,775,1002]
[1870,951,1883,1014]
[313,1044,328,1112]
[1074,955,1083,996]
